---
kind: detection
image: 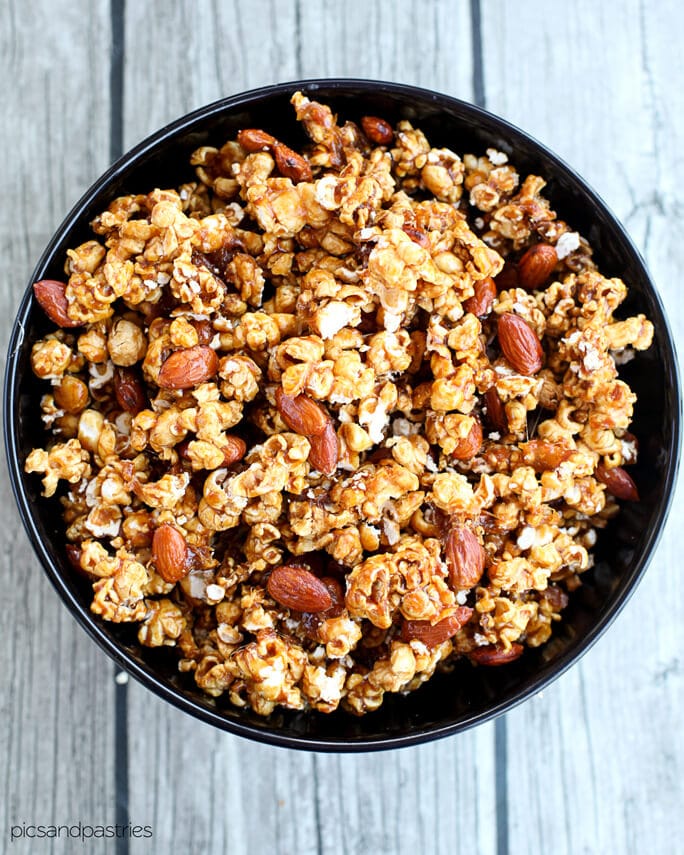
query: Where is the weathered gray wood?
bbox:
[481,1,684,853]
[121,3,496,855]
[5,1,684,854]
[0,2,117,855]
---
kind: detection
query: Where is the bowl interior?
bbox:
[5,80,680,750]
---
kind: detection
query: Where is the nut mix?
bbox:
[25,93,653,716]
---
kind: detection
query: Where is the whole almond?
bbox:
[267,563,333,613]
[517,243,558,290]
[308,421,339,475]
[221,435,247,466]
[157,345,219,390]
[483,386,508,433]
[521,439,572,472]
[273,143,313,183]
[361,115,394,145]
[114,367,147,414]
[152,524,189,583]
[451,419,483,460]
[446,526,486,590]
[33,279,80,327]
[237,128,278,151]
[463,277,497,317]
[596,463,640,501]
[497,313,543,375]
[401,607,474,648]
[276,389,329,436]
[469,642,523,666]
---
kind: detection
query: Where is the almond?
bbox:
[152,524,189,583]
[596,463,639,501]
[33,279,80,327]
[273,143,313,183]
[66,543,82,569]
[114,367,147,414]
[521,439,572,472]
[517,243,558,290]
[483,386,508,433]
[446,526,486,590]
[451,418,483,460]
[157,345,219,390]
[267,563,333,613]
[221,435,247,466]
[463,277,497,317]
[497,313,543,375]
[308,421,339,475]
[237,128,278,151]
[469,642,523,666]
[401,607,473,648]
[361,115,394,145]
[494,264,519,291]
[275,389,329,436]
[190,318,214,345]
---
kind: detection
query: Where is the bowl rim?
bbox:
[4,77,682,751]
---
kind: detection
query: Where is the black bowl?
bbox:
[4,79,681,751]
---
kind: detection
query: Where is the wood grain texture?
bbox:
[0,2,117,855]
[121,4,494,855]
[481,1,684,853]
[3,1,684,854]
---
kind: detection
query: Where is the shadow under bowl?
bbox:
[4,79,681,751]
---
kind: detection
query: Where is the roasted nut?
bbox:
[152,524,189,583]
[401,607,473,647]
[114,368,147,415]
[521,439,572,472]
[275,389,329,436]
[33,280,80,327]
[483,386,508,433]
[446,526,485,589]
[469,643,524,666]
[222,435,247,466]
[54,375,89,413]
[237,128,278,151]
[273,143,313,183]
[497,313,543,375]
[451,419,483,460]
[463,277,497,317]
[157,345,219,389]
[517,243,558,290]
[596,463,640,501]
[361,115,394,145]
[308,421,338,475]
[267,563,333,612]
[494,264,519,291]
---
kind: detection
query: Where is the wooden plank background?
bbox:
[1,1,682,853]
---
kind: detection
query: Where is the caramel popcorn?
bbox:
[26,93,653,717]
